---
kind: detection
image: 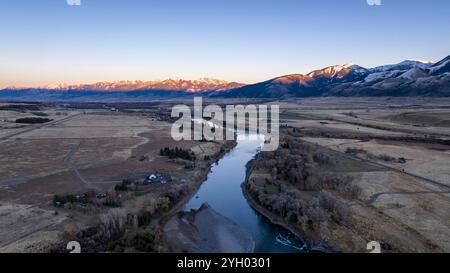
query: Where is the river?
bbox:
[184,133,307,253]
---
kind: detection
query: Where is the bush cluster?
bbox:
[160,147,196,161]
[16,117,52,124]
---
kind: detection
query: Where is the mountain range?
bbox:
[5,78,244,93]
[218,55,450,98]
[1,55,449,101]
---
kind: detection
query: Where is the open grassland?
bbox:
[2,98,450,253]
[245,97,450,252]
[0,102,233,252]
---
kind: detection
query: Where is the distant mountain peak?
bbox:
[3,55,450,100]
[219,54,450,98]
[6,78,245,93]
[407,59,434,64]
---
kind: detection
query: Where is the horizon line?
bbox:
[2,55,444,90]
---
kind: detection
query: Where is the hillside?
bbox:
[1,55,450,101]
[218,55,450,98]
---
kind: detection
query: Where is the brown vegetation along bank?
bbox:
[243,128,445,253]
[47,140,237,253]
[0,104,239,253]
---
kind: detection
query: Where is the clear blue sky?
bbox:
[1,0,449,88]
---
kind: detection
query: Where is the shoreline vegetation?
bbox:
[242,125,449,253]
[242,160,334,253]
[241,159,340,253]
[47,139,237,253]
[241,128,372,253]
[241,182,331,253]
[3,100,450,253]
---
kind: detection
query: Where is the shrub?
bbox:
[129,232,156,252]
[376,154,397,162]
[99,208,127,239]
[322,174,361,199]
[345,147,367,155]
[103,197,123,208]
[53,194,88,207]
[115,179,134,192]
[164,184,189,204]
[313,152,333,165]
[138,213,151,227]
[317,191,351,224]
[112,231,156,253]
[160,147,196,161]
[15,117,52,124]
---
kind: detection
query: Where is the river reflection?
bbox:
[184,133,307,253]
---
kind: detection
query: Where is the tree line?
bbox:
[160,147,196,161]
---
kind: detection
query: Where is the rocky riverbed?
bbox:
[162,203,255,253]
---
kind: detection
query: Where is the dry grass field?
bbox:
[1,98,450,252]
[0,102,231,252]
[266,97,450,252]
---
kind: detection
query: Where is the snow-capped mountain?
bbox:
[2,56,449,101]
[429,56,450,75]
[6,78,244,93]
[325,57,449,97]
[370,60,434,73]
[220,55,450,98]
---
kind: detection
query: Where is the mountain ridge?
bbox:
[1,55,449,100]
[4,78,245,93]
[218,55,450,98]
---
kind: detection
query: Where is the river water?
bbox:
[184,133,307,253]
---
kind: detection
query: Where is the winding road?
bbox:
[63,145,101,191]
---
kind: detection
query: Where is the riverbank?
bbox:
[8,139,239,253]
[242,126,450,253]
[162,132,314,253]
[155,140,238,251]
[108,139,239,253]
[242,160,333,253]
[162,203,255,253]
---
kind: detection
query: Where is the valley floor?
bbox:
[0,101,235,252]
[1,97,450,253]
[244,97,450,252]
